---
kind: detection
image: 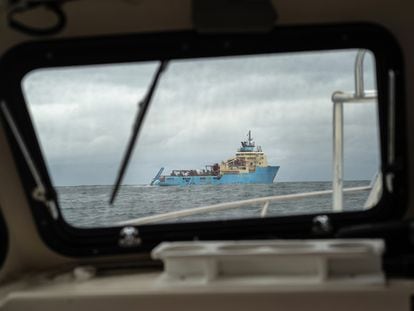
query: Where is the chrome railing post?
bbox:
[331,49,377,213]
[355,50,366,98]
[332,100,344,212]
[260,201,270,218]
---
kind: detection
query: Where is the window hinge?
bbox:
[0,101,59,219]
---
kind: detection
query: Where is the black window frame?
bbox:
[0,23,406,257]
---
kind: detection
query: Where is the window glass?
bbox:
[22,49,380,228]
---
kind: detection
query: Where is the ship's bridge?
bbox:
[220,131,269,173]
[238,130,256,153]
[235,151,268,167]
[239,146,255,152]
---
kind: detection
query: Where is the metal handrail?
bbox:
[332,50,378,212]
[117,186,370,226]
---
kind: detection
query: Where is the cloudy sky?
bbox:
[22,49,379,186]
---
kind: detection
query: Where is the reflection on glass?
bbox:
[22,49,380,228]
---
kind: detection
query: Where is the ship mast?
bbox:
[240,130,255,152]
[248,130,254,146]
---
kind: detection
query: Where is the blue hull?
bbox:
[156,166,279,186]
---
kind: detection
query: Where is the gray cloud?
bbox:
[22,49,379,186]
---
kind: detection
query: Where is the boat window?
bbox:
[21,49,381,228]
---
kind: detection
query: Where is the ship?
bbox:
[151,131,280,186]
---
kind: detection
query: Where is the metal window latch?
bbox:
[119,226,142,247]
[312,215,332,235]
[32,185,58,219]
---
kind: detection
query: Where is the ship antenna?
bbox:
[248,130,253,145]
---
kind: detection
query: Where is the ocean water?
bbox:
[57,181,372,228]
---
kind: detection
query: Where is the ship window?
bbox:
[21,48,382,228]
[1,25,404,255]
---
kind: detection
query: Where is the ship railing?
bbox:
[332,49,378,212]
[116,185,371,226]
